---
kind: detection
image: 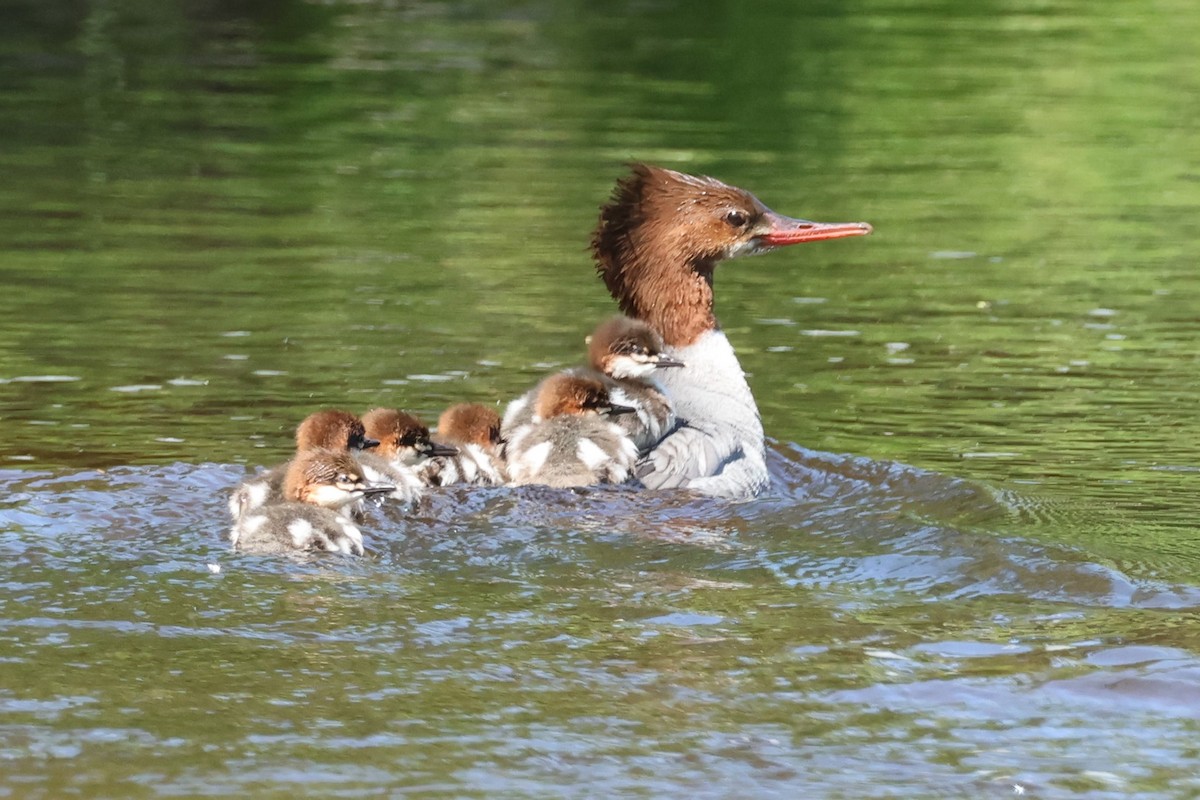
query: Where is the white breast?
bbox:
[639,330,768,498]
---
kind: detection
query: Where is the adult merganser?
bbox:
[505,373,639,488]
[357,407,454,506]
[230,448,394,556]
[228,408,379,521]
[591,164,871,498]
[501,316,683,456]
[418,403,508,486]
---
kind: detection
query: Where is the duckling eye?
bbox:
[724,210,749,228]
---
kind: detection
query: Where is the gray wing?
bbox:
[634,424,726,490]
[634,422,770,498]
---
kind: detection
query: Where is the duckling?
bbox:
[505,374,638,488]
[501,316,682,455]
[228,408,379,522]
[418,402,508,486]
[357,407,456,505]
[584,316,683,453]
[230,448,394,556]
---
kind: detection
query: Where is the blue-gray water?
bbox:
[2,1,1200,797]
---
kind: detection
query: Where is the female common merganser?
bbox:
[501,316,683,456]
[357,407,455,505]
[506,373,639,488]
[228,408,379,521]
[591,164,871,498]
[230,448,394,556]
[418,403,508,486]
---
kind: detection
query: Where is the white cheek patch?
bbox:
[396,447,423,466]
[287,518,315,548]
[308,484,351,509]
[632,362,658,379]
[614,356,658,380]
[606,356,643,380]
[576,438,609,471]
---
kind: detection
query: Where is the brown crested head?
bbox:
[437,403,503,449]
[361,407,429,456]
[295,409,374,452]
[533,373,617,420]
[283,447,364,504]
[590,164,765,346]
[590,164,871,347]
[586,315,668,372]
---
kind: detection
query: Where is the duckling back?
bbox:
[231,502,365,556]
[506,414,637,488]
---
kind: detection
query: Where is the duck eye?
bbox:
[724,210,749,228]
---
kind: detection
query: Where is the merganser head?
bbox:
[534,374,636,420]
[586,315,685,380]
[362,407,457,465]
[436,403,504,450]
[591,164,872,347]
[295,409,379,453]
[283,448,394,511]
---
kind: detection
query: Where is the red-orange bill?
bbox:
[760,214,873,246]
